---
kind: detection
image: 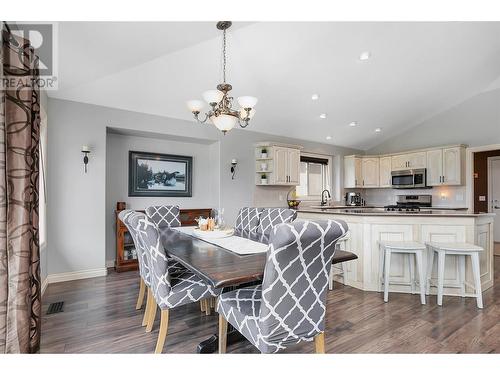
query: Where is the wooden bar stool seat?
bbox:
[425,242,483,309]
[379,241,427,304]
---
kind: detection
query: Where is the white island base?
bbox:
[297,211,495,298]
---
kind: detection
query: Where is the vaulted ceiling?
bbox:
[48,22,500,150]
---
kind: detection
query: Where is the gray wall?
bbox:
[48,98,360,275]
[368,88,500,154]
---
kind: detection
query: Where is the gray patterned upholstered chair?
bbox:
[217,219,348,354]
[137,214,222,353]
[145,205,186,276]
[118,210,152,328]
[235,207,263,232]
[257,208,297,233]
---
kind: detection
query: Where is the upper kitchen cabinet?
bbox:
[344,156,363,188]
[426,146,465,186]
[379,156,392,187]
[391,152,426,171]
[361,157,380,187]
[255,143,302,186]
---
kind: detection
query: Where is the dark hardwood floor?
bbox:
[41,256,500,354]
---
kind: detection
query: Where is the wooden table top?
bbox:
[160,228,268,289]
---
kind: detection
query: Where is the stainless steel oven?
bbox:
[391,169,427,189]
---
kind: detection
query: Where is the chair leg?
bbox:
[409,254,415,294]
[205,299,211,316]
[314,332,325,354]
[146,292,158,333]
[378,245,386,292]
[383,248,391,302]
[200,300,206,312]
[341,262,348,285]
[136,278,146,310]
[470,253,483,309]
[218,314,228,354]
[415,251,426,305]
[458,255,466,298]
[437,250,446,306]
[142,287,152,327]
[154,310,170,354]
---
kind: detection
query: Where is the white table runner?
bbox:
[172,227,268,255]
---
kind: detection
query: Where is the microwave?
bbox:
[391,169,427,189]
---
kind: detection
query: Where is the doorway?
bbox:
[488,156,500,256]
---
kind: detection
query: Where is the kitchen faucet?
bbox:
[320,189,331,206]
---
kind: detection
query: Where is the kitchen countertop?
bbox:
[297,207,494,217]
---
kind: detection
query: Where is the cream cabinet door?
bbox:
[344,156,363,188]
[426,149,443,186]
[391,154,408,171]
[408,152,426,169]
[355,157,363,187]
[362,158,379,187]
[288,149,301,185]
[443,147,462,185]
[274,147,288,184]
[379,156,392,187]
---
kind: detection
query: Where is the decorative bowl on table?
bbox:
[193,228,234,239]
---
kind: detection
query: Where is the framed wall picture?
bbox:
[128,151,193,197]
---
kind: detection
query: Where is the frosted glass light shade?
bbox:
[186,100,205,112]
[237,96,258,109]
[240,108,256,119]
[202,90,224,104]
[211,114,237,132]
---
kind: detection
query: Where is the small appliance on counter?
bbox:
[384,194,432,212]
[345,192,364,206]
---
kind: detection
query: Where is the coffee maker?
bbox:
[345,192,362,206]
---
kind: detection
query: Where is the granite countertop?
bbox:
[297,207,494,217]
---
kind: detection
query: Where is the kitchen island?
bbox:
[297,208,495,297]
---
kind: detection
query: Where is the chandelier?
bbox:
[186,21,257,134]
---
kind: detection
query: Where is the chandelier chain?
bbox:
[222,28,226,83]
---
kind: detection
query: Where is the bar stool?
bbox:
[425,242,483,308]
[329,232,351,290]
[379,241,426,304]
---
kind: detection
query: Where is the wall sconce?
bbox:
[82,145,90,173]
[230,159,237,180]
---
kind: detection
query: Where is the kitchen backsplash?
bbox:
[363,185,467,207]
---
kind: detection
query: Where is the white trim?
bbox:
[487,156,500,213]
[41,277,49,296]
[106,260,115,268]
[46,267,108,284]
[466,144,500,211]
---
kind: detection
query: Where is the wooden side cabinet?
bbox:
[115,207,212,272]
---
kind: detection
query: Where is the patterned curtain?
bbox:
[0,25,41,353]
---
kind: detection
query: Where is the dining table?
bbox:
[159,227,270,353]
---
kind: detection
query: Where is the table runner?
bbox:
[172,227,268,255]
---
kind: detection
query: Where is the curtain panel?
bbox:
[0,26,41,353]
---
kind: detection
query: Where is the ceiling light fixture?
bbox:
[349,121,357,127]
[359,51,371,61]
[311,94,320,101]
[375,127,382,133]
[186,21,257,135]
[326,136,332,140]
[319,113,327,119]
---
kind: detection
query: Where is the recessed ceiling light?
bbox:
[311,94,320,101]
[359,51,371,61]
[375,127,382,133]
[326,135,332,140]
[349,121,357,127]
[319,113,327,119]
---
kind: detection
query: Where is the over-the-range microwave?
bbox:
[391,168,427,189]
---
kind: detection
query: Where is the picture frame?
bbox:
[128,151,193,197]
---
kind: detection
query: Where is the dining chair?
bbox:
[217,219,348,354]
[137,214,222,353]
[235,207,263,232]
[118,210,152,327]
[257,207,297,233]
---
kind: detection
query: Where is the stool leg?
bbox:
[379,246,386,292]
[437,250,446,306]
[409,254,415,294]
[342,262,348,285]
[415,251,426,305]
[470,253,483,309]
[384,249,391,303]
[458,255,466,298]
[426,248,434,296]
[328,263,334,291]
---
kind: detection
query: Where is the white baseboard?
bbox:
[41,277,49,296]
[105,260,115,268]
[47,267,108,284]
